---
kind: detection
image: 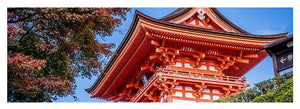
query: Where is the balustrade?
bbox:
[156,67,246,84]
[131,67,246,102]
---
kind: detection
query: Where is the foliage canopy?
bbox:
[7,8,130,102]
[215,72,293,102]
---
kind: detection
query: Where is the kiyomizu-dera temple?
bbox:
[86,8,288,102]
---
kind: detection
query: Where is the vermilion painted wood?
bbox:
[87,8,287,103]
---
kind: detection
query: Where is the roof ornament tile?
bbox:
[197,9,206,21]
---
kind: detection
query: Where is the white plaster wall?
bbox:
[185,86,194,91]
[184,63,193,68]
[209,66,218,71]
[213,95,220,100]
[202,88,210,93]
[174,85,182,90]
[201,94,210,100]
[174,62,182,67]
[173,91,183,97]
[164,94,167,99]
[185,93,195,98]
[198,65,207,70]
[212,89,221,94]
[189,20,196,25]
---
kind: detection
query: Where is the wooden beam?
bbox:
[119,91,127,96]
[114,96,124,102]
[107,95,117,101]
[236,58,249,64]
[145,31,155,39]
[233,66,239,70]
[156,48,164,53]
[126,83,135,88]
[150,54,159,60]
[217,57,224,62]
[151,40,161,46]
[242,54,258,58]
[141,65,150,71]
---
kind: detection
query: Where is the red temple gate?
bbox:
[86,8,288,102]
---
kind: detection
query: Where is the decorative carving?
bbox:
[154,74,178,95]
[192,52,205,67]
[197,9,206,21]
[144,88,160,102]
[193,83,207,98]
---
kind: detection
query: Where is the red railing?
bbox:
[130,68,246,102]
[156,68,246,84]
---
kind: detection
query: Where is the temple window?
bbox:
[174,91,183,97]
[212,89,221,94]
[201,95,211,100]
[185,92,195,98]
[184,63,193,68]
[202,88,210,93]
[174,85,183,90]
[185,86,195,91]
[198,65,207,70]
[174,62,182,67]
[213,96,220,100]
[209,66,218,71]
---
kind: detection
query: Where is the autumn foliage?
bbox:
[7,8,130,102]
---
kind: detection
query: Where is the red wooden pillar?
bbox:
[196,97,201,102]
[167,94,173,102]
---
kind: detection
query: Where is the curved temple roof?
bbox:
[86,8,288,97]
[159,8,251,34]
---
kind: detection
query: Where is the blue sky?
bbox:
[55,8,293,102]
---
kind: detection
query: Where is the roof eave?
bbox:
[85,10,143,94]
[263,34,293,49]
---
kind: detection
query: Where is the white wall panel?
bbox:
[173,91,183,97]
[213,95,220,100]
[174,85,182,90]
[184,63,193,68]
[202,88,210,93]
[212,89,221,94]
[185,93,195,98]
[198,65,207,70]
[185,86,194,91]
[174,62,182,67]
[201,94,210,100]
[209,66,218,71]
